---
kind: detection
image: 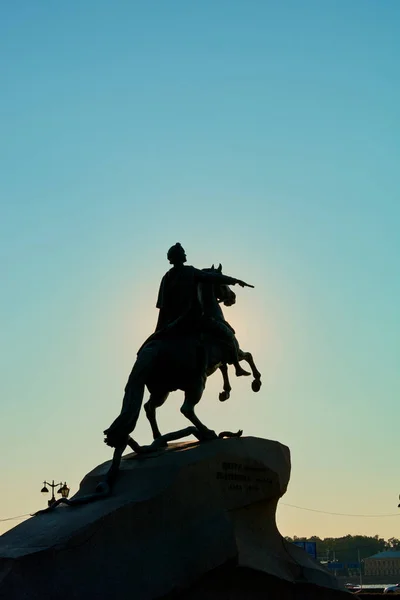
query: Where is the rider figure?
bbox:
[155,243,252,377]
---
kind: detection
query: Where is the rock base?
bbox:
[0,437,345,599]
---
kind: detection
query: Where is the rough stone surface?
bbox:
[0,437,343,599]
[167,565,350,599]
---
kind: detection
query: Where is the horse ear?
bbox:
[218,263,222,272]
[211,264,214,269]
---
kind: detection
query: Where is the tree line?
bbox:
[285,535,400,565]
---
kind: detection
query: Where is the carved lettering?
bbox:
[215,461,273,494]
[244,466,267,473]
[216,472,250,482]
[222,462,243,471]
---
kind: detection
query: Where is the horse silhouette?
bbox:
[104,265,261,449]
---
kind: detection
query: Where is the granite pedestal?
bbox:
[0,437,345,599]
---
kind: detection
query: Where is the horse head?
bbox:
[207,264,236,307]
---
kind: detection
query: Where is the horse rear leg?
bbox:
[180,380,217,440]
[144,391,169,440]
[238,349,262,392]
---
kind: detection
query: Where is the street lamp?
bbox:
[58,482,70,499]
[40,480,70,507]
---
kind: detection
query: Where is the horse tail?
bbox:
[104,343,158,448]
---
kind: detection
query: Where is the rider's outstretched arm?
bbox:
[195,270,254,289]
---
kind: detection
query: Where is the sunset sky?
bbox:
[1,0,400,541]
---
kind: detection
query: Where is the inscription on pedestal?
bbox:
[215,460,274,494]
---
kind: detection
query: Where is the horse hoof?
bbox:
[219,391,230,402]
[251,379,262,392]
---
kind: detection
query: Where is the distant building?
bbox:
[364,551,400,577]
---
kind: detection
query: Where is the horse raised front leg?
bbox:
[144,391,169,441]
[238,349,262,392]
[218,363,231,402]
[180,381,217,441]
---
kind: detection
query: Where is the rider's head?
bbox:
[167,243,187,266]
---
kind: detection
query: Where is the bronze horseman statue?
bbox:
[36,244,262,510]
[104,243,261,451]
[14,247,342,599]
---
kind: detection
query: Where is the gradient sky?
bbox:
[1,0,400,540]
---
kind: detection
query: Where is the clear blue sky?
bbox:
[1,0,400,538]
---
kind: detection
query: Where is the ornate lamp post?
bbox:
[40,480,70,507]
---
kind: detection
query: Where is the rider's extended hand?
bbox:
[236,279,254,288]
